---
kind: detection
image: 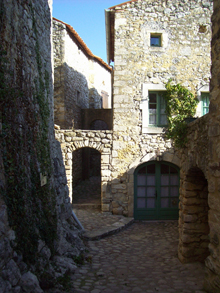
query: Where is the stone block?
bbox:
[112,183,126,190]
[113,193,127,203]
[112,201,120,208]
[102,204,110,212]
[182,181,205,191]
[182,189,198,197]
[183,214,198,223]
[101,169,111,177]
[65,136,71,142]
[182,197,208,206]
[112,207,123,215]
[183,222,209,234]
[180,234,201,244]
[101,155,110,164]
[209,124,220,137]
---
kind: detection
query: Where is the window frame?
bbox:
[196,85,209,117]
[150,34,162,47]
[201,92,209,116]
[140,84,167,134]
[148,91,167,127]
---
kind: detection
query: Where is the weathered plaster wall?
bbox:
[53,19,112,129]
[0,1,84,292]
[108,0,212,215]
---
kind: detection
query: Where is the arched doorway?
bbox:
[90,119,109,130]
[179,167,209,263]
[134,161,179,220]
[72,147,101,208]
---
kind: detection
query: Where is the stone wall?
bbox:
[105,0,212,215]
[0,1,84,292]
[203,0,220,291]
[177,116,210,264]
[53,19,112,129]
[55,129,112,206]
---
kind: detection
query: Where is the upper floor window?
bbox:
[201,93,209,115]
[149,91,167,126]
[150,34,162,47]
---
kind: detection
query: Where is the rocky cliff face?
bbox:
[0,0,84,292]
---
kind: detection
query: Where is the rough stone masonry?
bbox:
[106,0,212,216]
[0,0,84,292]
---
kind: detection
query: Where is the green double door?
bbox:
[134,161,179,220]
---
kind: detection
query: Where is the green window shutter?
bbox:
[149,91,167,126]
[201,93,209,115]
[149,92,157,125]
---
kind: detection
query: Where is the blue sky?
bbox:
[53,0,121,63]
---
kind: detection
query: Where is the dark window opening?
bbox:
[90,119,108,130]
[150,34,162,47]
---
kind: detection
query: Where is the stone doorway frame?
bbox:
[178,166,209,263]
[55,130,112,211]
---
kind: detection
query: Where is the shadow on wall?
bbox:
[81,108,113,130]
[72,147,101,207]
[54,63,112,130]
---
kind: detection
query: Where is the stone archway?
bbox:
[72,147,101,209]
[178,167,209,263]
[55,129,112,211]
[90,119,109,130]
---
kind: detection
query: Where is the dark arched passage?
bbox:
[179,167,209,263]
[72,147,101,208]
[90,119,109,130]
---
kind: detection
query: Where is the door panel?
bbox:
[134,161,179,220]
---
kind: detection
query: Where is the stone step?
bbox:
[72,203,101,210]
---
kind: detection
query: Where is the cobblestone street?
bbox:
[72,210,206,293]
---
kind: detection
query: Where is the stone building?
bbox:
[53,18,113,200]
[53,18,113,196]
[104,0,220,291]
[53,18,112,130]
[56,0,213,216]
[104,0,212,220]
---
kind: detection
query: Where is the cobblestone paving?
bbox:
[72,220,206,293]
[73,208,130,232]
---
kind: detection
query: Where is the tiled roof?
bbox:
[109,0,139,10]
[53,17,112,72]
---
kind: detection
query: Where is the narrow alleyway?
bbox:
[71,208,206,293]
[72,176,101,207]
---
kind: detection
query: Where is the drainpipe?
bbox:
[72,210,85,232]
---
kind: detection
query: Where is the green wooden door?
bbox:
[134,161,179,220]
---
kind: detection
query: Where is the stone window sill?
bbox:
[142,127,164,134]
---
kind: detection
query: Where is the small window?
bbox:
[149,91,167,126]
[150,34,162,47]
[201,93,209,115]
